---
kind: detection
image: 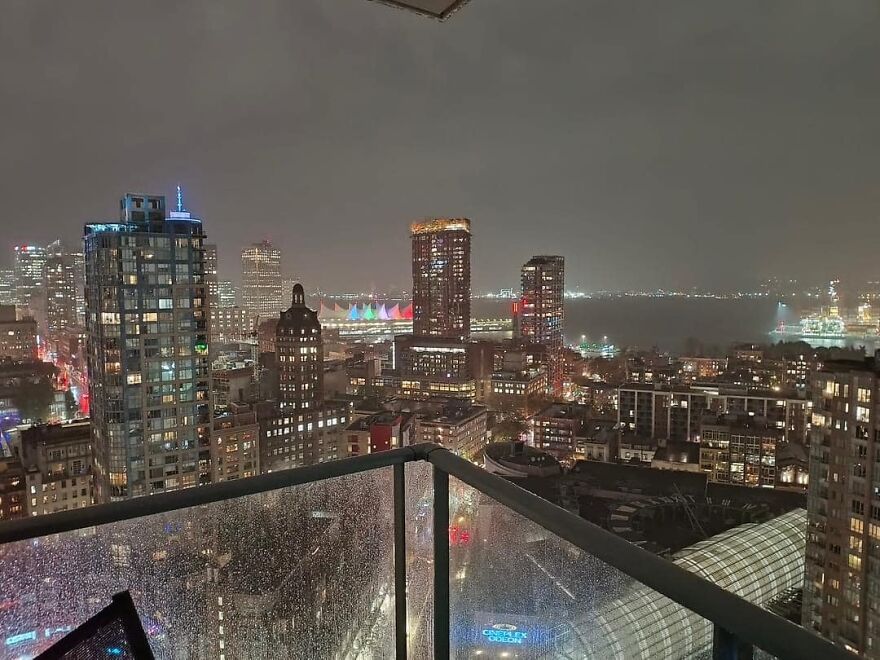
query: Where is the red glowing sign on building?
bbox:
[449,525,471,546]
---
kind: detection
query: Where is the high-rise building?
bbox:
[14,244,48,337]
[205,243,219,309]
[241,240,282,320]
[19,419,96,515]
[257,283,349,471]
[73,252,85,326]
[410,218,471,340]
[84,193,213,500]
[217,280,237,307]
[519,255,564,395]
[0,305,38,361]
[0,269,15,306]
[45,240,83,345]
[381,219,476,403]
[212,307,254,343]
[277,283,323,412]
[803,357,880,655]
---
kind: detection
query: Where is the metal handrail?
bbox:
[0,445,418,544]
[0,442,853,660]
[422,444,853,660]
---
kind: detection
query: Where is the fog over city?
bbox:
[2,0,879,291]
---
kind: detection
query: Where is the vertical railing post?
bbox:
[433,467,450,660]
[393,463,407,660]
[713,623,754,660]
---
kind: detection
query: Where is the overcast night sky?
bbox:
[1,0,878,292]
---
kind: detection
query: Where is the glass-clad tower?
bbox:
[84,193,213,500]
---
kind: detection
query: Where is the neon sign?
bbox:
[5,625,73,647]
[449,525,471,546]
[5,631,37,646]
[481,623,529,645]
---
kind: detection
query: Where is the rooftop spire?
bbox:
[176,184,184,213]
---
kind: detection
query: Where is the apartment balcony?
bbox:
[0,444,852,659]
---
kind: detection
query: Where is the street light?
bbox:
[369,0,471,20]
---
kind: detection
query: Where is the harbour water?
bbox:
[473,298,879,354]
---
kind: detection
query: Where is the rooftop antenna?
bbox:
[176,184,184,213]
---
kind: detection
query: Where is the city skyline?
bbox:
[2,1,879,291]
[0,2,876,658]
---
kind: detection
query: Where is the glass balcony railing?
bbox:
[0,444,854,659]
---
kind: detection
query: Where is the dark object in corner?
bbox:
[37,590,154,659]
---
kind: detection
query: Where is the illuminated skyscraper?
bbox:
[519,255,564,395]
[84,193,213,500]
[0,269,15,306]
[13,244,48,336]
[410,218,471,340]
[276,283,323,412]
[385,219,475,402]
[241,240,282,320]
[803,357,880,655]
[45,240,83,344]
[259,282,349,471]
[217,280,237,308]
[204,243,219,308]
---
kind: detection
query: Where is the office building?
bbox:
[19,420,96,515]
[410,218,471,340]
[803,357,880,655]
[415,403,488,460]
[532,402,590,460]
[241,240,282,320]
[384,219,474,403]
[217,280,237,307]
[204,243,219,308]
[259,402,349,471]
[394,334,470,379]
[519,255,565,395]
[277,284,322,412]
[618,383,810,445]
[84,193,213,500]
[0,458,26,522]
[212,404,260,481]
[384,333,476,403]
[0,305,38,362]
[699,414,779,487]
[211,306,254,344]
[373,372,477,402]
[257,283,350,471]
[45,240,84,345]
[488,367,548,414]
[0,269,16,305]
[13,244,48,336]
